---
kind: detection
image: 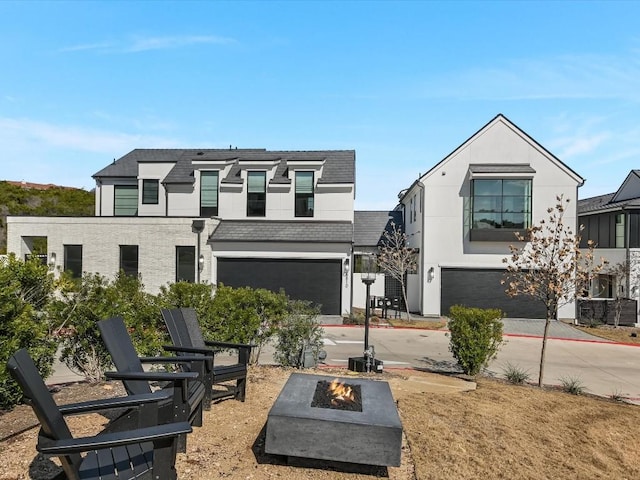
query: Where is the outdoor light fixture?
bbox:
[343,257,350,287]
[48,252,56,267]
[427,266,435,282]
[360,253,377,372]
[198,254,205,271]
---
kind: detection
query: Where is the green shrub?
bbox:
[201,285,288,364]
[0,254,57,409]
[502,362,530,384]
[273,300,324,368]
[49,272,163,382]
[448,305,504,376]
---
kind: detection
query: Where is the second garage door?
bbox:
[217,258,341,314]
[441,268,547,318]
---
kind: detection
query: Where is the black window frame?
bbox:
[114,185,139,216]
[247,171,266,217]
[470,178,532,242]
[176,246,196,283]
[63,244,83,279]
[142,179,159,205]
[119,245,139,277]
[295,171,314,217]
[200,170,219,217]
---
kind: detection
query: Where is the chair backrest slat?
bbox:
[162,309,196,350]
[98,316,151,396]
[181,308,207,349]
[7,349,81,476]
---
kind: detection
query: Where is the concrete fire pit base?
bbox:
[265,373,402,467]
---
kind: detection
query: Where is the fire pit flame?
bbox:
[328,378,355,405]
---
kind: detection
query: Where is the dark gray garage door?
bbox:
[217,258,341,314]
[441,268,546,318]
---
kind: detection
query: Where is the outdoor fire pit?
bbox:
[265,373,402,467]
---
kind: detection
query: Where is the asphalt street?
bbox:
[287,324,640,404]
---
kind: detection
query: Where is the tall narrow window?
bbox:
[247,171,266,217]
[295,171,314,217]
[616,213,625,248]
[63,244,83,279]
[120,245,139,277]
[176,246,195,282]
[142,179,159,204]
[114,185,138,216]
[200,171,219,217]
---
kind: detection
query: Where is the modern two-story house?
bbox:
[399,114,585,320]
[7,148,355,314]
[577,170,640,325]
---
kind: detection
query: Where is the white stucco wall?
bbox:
[412,117,583,319]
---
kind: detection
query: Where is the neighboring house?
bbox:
[577,170,640,326]
[7,148,355,315]
[351,210,407,310]
[399,114,584,320]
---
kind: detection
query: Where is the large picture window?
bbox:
[200,171,219,217]
[472,179,531,229]
[176,246,196,283]
[120,245,139,277]
[63,244,83,279]
[247,171,266,217]
[142,179,159,205]
[295,171,314,217]
[114,185,138,216]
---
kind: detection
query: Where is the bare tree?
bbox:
[377,221,418,320]
[502,195,605,387]
[607,261,630,328]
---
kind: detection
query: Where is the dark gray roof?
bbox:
[209,220,353,244]
[468,163,536,174]
[270,160,291,185]
[578,192,640,214]
[221,162,243,184]
[354,210,403,247]
[93,149,355,185]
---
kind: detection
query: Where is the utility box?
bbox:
[348,356,383,373]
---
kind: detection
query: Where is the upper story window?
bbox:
[470,179,531,241]
[616,213,625,248]
[295,171,314,217]
[63,244,83,279]
[119,245,139,277]
[142,179,159,205]
[200,171,219,217]
[247,171,266,217]
[114,185,138,216]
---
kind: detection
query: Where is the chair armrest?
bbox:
[58,391,173,416]
[204,340,253,350]
[104,371,199,382]
[38,422,192,455]
[139,355,213,364]
[163,345,213,355]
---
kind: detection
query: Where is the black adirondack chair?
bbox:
[97,316,208,451]
[7,349,191,480]
[161,308,253,404]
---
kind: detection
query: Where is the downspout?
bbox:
[417,181,426,315]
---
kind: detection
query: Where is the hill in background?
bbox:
[0,181,94,253]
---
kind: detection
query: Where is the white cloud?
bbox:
[0,117,181,153]
[60,34,236,54]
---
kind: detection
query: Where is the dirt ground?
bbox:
[2,365,640,480]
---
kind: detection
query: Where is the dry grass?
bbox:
[575,324,640,345]
[387,318,447,330]
[2,366,640,480]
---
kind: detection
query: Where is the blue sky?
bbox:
[1,1,638,210]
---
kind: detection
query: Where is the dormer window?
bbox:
[295,171,314,217]
[247,171,266,217]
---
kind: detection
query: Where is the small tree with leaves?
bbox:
[377,221,418,320]
[502,195,605,387]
